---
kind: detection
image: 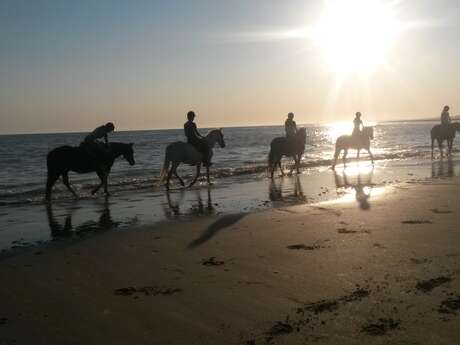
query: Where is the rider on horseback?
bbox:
[285,112,297,138]
[81,122,115,161]
[184,111,211,167]
[285,112,297,152]
[352,112,363,137]
[441,105,451,127]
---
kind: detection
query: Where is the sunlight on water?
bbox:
[326,122,353,143]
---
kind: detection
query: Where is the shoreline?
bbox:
[1,156,459,255]
[1,175,460,344]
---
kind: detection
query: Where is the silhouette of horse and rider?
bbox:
[431,105,460,158]
[45,105,459,202]
[45,122,135,201]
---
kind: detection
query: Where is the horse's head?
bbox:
[363,127,374,140]
[122,143,135,165]
[452,122,460,132]
[208,129,226,148]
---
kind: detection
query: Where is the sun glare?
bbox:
[314,0,400,74]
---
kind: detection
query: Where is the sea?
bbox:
[0,121,459,253]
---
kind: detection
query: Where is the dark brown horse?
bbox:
[268,128,307,178]
[431,122,460,158]
[45,142,135,201]
[332,127,374,168]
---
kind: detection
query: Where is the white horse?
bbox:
[332,127,374,168]
[159,129,226,190]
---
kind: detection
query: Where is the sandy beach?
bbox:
[1,176,460,345]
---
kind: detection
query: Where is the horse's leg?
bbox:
[296,154,301,174]
[357,149,360,161]
[342,149,348,167]
[62,172,78,198]
[166,163,177,190]
[206,166,212,185]
[189,164,201,188]
[45,172,60,201]
[332,149,340,169]
[270,158,277,178]
[173,166,185,187]
[102,169,110,196]
[438,139,443,158]
[431,138,435,159]
[367,148,374,165]
[448,139,453,156]
[91,170,104,195]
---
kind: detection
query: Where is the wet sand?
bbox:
[1,156,457,253]
[1,176,460,344]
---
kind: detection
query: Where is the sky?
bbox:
[0,0,459,134]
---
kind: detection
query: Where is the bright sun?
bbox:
[314,0,400,74]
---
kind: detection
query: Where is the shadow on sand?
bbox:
[333,166,374,210]
[187,213,246,249]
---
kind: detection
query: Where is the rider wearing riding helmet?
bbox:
[184,111,211,167]
[353,112,363,136]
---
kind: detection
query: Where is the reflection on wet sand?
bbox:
[432,157,456,178]
[269,176,307,204]
[333,166,374,210]
[46,197,119,239]
[163,187,215,219]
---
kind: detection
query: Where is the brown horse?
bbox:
[46,142,135,201]
[268,128,307,178]
[332,127,374,168]
[431,122,460,158]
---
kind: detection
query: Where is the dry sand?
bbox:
[1,178,460,345]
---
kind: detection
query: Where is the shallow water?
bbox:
[0,121,447,206]
[1,155,459,254]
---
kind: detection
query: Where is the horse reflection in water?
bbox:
[333,167,374,210]
[46,197,118,238]
[432,157,456,178]
[269,176,307,204]
[162,186,215,219]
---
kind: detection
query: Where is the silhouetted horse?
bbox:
[45,142,135,201]
[159,129,226,190]
[430,122,460,158]
[332,127,374,168]
[268,127,307,178]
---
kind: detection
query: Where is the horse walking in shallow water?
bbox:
[159,129,226,190]
[431,122,460,158]
[268,127,307,178]
[332,127,374,168]
[45,142,135,201]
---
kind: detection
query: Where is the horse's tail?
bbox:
[159,151,171,184]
